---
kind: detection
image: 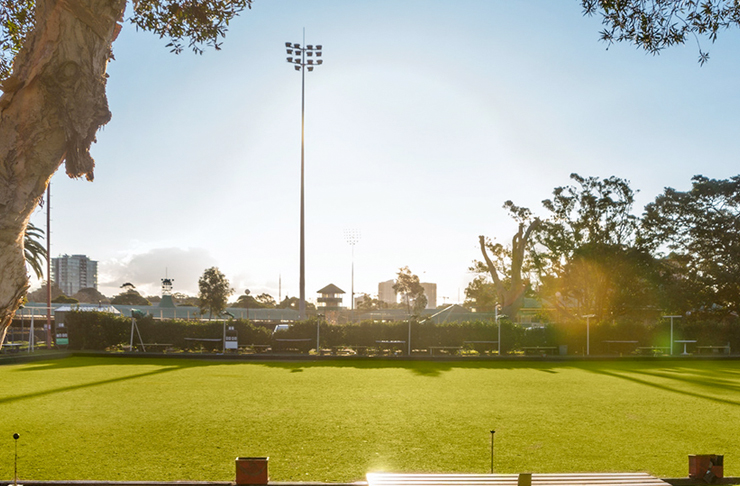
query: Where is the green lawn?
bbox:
[0,356,738,482]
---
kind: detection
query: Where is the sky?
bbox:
[28,0,740,306]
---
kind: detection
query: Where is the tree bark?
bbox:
[0,0,125,347]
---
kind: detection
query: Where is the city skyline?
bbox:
[26,1,740,304]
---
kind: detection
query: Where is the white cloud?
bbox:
[99,247,217,297]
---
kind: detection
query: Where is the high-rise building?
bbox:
[421,282,437,309]
[378,279,396,305]
[52,254,98,296]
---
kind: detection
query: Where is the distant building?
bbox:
[159,278,176,309]
[52,254,97,296]
[379,279,436,309]
[378,280,396,305]
[317,284,345,311]
[421,282,437,309]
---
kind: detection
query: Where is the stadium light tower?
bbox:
[285,30,324,320]
[344,229,360,311]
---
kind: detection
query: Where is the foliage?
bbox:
[26,281,63,302]
[463,276,498,312]
[72,287,110,304]
[641,175,740,316]
[355,293,388,311]
[277,296,316,311]
[232,290,276,308]
[582,0,740,64]
[0,0,253,82]
[23,222,46,280]
[52,294,78,304]
[197,267,233,319]
[532,174,655,320]
[111,284,151,306]
[130,0,252,55]
[393,266,427,315]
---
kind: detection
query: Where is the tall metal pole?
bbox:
[664,315,681,355]
[496,306,501,356]
[285,32,323,322]
[45,183,52,348]
[299,29,306,320]
[583,314,596,356]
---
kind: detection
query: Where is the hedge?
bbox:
[44,311,740,354]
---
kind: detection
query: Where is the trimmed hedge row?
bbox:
[57,311,740,354]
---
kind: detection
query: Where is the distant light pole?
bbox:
[496,306,506,356]
[663,315,682,355]
[583,314,596,355]
[285,30,324,320]
[344,229,360,312]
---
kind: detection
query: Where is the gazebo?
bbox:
[317,284,345,311]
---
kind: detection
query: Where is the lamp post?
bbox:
[663,315,681,355]
[344,229,360,312]
[495,306,506,356]
[285,30,324,320]
[583,314,596,356]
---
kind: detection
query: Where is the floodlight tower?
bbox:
[285,30,324,320]
[344,229,360,311]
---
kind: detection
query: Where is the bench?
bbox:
[464,340,499,355]
[239,344,271,353]
[521,346,557,356]
[637,346,670,356]
[429,346,463,356]
[142,343,174,352]
[696,345,731,355]
[273,338,312,353]
[184,337,222,353]
[603,340,639,355]
[376,340,406,355]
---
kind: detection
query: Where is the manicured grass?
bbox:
[1,357,738,482]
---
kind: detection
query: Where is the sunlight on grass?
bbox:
[1,357,738,481]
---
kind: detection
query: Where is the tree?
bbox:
[276,296,315,312]
[463,276,498,312]
[641,175,740,316]
[111,283,150,306]
[27,281,62,302]
[474,201,541,319]
[582,0,740,64]
[197,267,233,319]
[72,287,109,304]
[172,292,199,307]
[393,267,427,316]
[532,174,659,320]
[24,222,46,280]
[231,290,276,309]
[52,294,78,304]
[355,293,388,311]
[0,0,252,346]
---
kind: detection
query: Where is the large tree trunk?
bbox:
[0,0,125,347]
[478,219,540,319]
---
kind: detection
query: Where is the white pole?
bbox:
[496,306,501,356]
[30,314,34,353]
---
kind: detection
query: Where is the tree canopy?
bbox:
[197,267,233,319]
[393,267,427,316]
[582,0,740,63]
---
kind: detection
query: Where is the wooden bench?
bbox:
[367,472,673,486]
[429,346,463,356]
[184,337,222,353]
[239,344,271,353]
[637,346,670,356]
[696,345,731,355]
[464,340,499,355]
[603,340,639,355]
[521,346,557,356]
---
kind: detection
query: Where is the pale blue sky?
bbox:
[29,1,740,304]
